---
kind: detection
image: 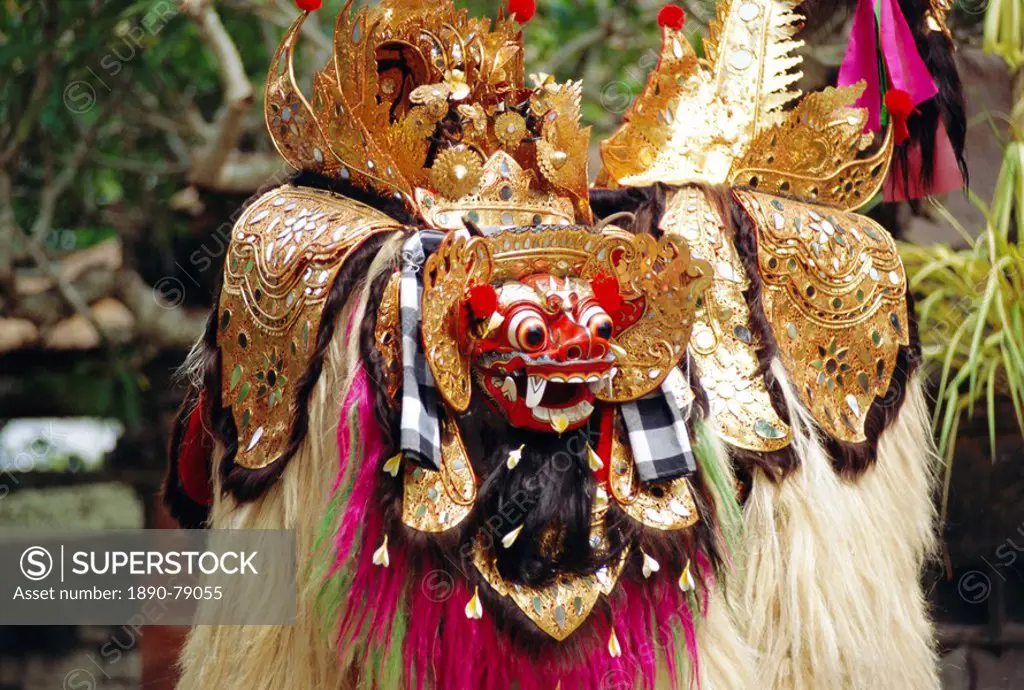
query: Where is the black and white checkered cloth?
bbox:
[620,368,697,482]
[398,231,446,470]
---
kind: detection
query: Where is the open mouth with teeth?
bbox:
[477,359,617,433]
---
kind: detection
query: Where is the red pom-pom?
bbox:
[657,4,686,30]
[884,88,914,118]
[885,88,915,145]
[509,0,536,23]
[295,0,322,11]
[466,284,499,320]
[590,274,622,316]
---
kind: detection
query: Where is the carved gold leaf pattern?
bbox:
[421,234,494,412]
[265,17,341,179]
[597,233,713,402]
[535,81,592,215]
[598,25,709,186]
[402,414,476,533]
[374,271,402,403]
[608,415,700,531]
[730,85,895,211]
[733,190,910,442]
[220,186,401,469]
[706,0,803,136]
[265,0,590,226]
[600,0,805,187]
[660,188,791,452]
[415,152,575,231]
[598,0,894,213]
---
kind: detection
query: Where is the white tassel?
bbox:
[382,452,402,477]
[465,586,483,620]
[506,444,525,470]
[642,551,661,579]
[678,560,694,592]
[502,525,524,548]
[608,628,622,658]
[372,535,390,568]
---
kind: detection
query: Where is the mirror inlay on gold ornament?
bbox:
[734,190,909,442]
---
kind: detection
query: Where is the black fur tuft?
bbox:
[472,429,599,587]
[892,0,968,199]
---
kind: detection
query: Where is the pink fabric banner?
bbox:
[878,0,937,104]
[839,0,937,131]
[839,0,884,129]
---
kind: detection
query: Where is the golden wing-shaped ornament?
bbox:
[733,190,910,442]
[598,24,709,186]
[328,5,415,201]
[536,80,592,219]
[421,234,494,412]
[599,0,804,187]
[705,0,803,135]
[220,186,402,469]
[729,85,895,211]
[265,13,339,176]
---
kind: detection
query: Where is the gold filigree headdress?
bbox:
[266,0,592,227]
[599,0,895,212]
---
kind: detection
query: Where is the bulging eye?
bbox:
[508,309,548,352]
[580,305,614,340]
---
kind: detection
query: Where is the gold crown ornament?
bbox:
[267,0,592,229]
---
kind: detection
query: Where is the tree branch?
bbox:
[0,23,56,168]
[23,241,111,347]
[181,0,255,189]
[113,270,206,349]
[0,170,21,300]
[29,122,100,248]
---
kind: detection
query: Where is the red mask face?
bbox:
[469,274,618,433]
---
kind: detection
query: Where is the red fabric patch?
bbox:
[178,390,214,507]
[590,274,623,316]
